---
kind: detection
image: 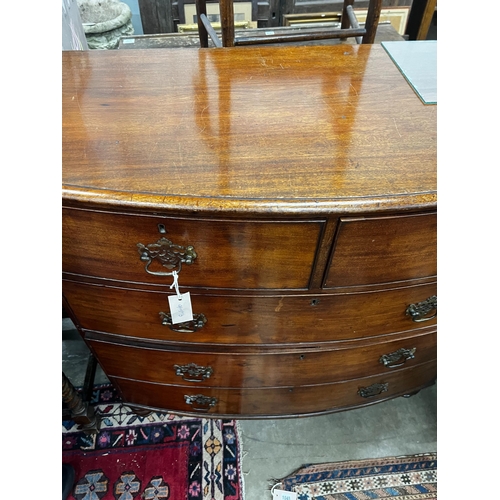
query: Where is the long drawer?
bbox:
[62,208,323,289]
[65,280,437,344]
[326,212,437,288]
[110,360,437,417]
[87,331,436,388]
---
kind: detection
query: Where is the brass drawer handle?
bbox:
[174,363,213,382]
[184,394,218,411]
[137,237,197,276]
[379,347,416,369]
[159,312,207,333]
[406,295,437,322]
[358,382,389,398]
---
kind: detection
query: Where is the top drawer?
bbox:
[325,213,436,288]
[62,208,323,289]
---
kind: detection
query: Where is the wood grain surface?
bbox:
[62,208,322,288]
[64,280,437,345]
[62,45,436,214]
[86,330,436,387]
[109,359,437,416]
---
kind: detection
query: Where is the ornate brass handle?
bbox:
[137,237,197,276]
[174,363,213,382]
[159,312,207,333]
[358,382,389,398]
[379,347,416,369]
[406,295,437,322]
[184,394,218,411]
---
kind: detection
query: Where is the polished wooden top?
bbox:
[62,45,436,215]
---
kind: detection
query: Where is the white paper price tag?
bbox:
[168,292,193,324]
[273,490,297,500]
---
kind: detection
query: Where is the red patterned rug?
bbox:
[62,384,244,500]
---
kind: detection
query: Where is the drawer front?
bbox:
[64,280,437,344]
[87,331,436,388]
[325,213,436,288]
[62,208,322,289]
[109,360,437,417]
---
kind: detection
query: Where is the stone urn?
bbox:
[78,0,134,49]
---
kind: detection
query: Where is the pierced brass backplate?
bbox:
[184,394,218,411]
[358,382,389,398]
[379,347,416,368]
[174,363,213,382]
[159,312,207,333]
[406,295,437,322]
[137,237,197,276]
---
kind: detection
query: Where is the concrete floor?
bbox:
[63,318,437,500]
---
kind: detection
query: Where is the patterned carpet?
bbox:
[62,384,244,499]
[274,454,437,500]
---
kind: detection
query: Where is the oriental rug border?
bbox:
[62,383,244,500]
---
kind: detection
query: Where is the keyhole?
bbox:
[311,299,319,306]
[300,355,305,360]
[158,224,166,234]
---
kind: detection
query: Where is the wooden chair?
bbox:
[405,0,436,40]
[194,0,383,48]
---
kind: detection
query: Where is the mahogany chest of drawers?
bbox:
[62,45,437,418]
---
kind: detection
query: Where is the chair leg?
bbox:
[219,0,235,47]
[195,0,209,47]
[416,0,436,40]
[362,0,382,44]
[341,0,354,30]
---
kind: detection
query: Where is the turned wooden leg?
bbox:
[62,372,101,433]
[82,352,98,403]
